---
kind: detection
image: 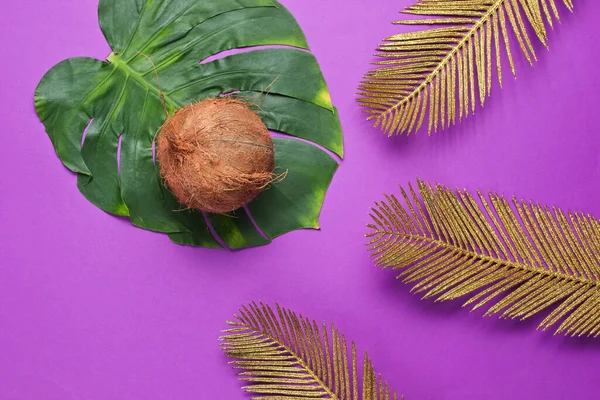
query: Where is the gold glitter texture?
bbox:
[367,179,600,337]
[357,0,574,136]
[221,302,403,399]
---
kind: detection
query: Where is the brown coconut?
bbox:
[157,98,275,213]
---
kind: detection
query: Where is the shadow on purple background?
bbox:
[1,1,600,399]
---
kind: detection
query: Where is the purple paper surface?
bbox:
[1,1,600,399]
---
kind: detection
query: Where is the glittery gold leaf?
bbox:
[221,302,402,399]
[358,0,574,136]
[367,179,600,337]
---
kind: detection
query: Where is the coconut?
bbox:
[157,98,275,213]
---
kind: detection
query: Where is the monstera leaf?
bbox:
[35,0,343,249]
[222,302,403,399]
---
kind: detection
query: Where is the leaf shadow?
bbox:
[377,267,600,348]
[377,268,465,318]
[480,315,600,352]
[556,334,600,350]
[357,101,484,158]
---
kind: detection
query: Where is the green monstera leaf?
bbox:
[35,0,343,250]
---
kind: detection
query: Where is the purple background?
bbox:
[2,1,600,399]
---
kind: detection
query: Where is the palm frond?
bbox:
[221,302,402,399]
[367,179,600,337]
[358,0,574,136]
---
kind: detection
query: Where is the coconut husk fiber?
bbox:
[157,98,275,213]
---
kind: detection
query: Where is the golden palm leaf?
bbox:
[221,302,402,399]
[367,179,600,336]
[358,0,574,136]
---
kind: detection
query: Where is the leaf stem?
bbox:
[240,323,339,399]
[378,230,600,287]
[107,52,183,110]
[383,0,506,118]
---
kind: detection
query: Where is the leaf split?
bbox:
[34,0,343,249]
